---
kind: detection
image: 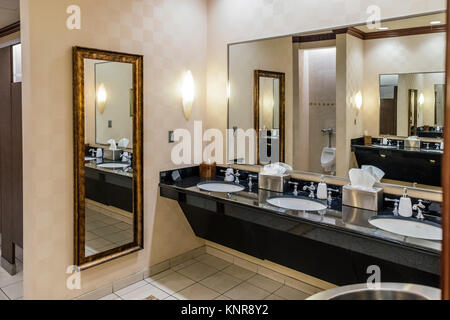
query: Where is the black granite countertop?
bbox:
[159,173,441,256]
[352,144,443,155]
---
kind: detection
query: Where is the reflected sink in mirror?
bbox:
[197,182,245,193]
[371,144,398,149]
[369,216,442,241]
[267,197,327,212]
[97,163,130,169]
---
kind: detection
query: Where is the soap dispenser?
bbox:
[317,175,328,200]
[398,188,413,218]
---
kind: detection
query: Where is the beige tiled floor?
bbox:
[99,254,317,300]
[85,207,133,257]
[0,245,24,300]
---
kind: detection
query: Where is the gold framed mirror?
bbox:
[254,70,285,164]
[73,47,143,269]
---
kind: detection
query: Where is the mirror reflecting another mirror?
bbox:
[254,70,285,164]
[73,47,143,268]
[379,72,445,138]
[227,12,446,190]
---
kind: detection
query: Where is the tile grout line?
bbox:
[0,287,11,300]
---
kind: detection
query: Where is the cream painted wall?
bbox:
[21,0,207,299]
[95,62,133,146]
[228,37,293,164]
[363,33,446,137]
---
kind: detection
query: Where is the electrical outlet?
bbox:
[168,131,175,143]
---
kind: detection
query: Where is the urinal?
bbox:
[321,147,336,173]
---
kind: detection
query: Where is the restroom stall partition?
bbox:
[0,43,23,275]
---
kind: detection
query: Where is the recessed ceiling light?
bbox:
[377,27,389,31]
[430,20,441,25]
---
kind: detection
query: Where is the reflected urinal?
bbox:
[321,147,336,173]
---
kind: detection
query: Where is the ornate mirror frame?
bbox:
[254,70,286,164]
[72,47,144,269]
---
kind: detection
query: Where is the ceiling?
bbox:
[355,12,446,33]
[0,0,19,29]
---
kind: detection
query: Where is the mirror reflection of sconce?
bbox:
[97,83,107,114]
[419,93,425,105]
[181,70,195,120]
[354,91,363,117]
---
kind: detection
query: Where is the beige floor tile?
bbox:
[2,281,23,300]
[196,254,231,270]
[99,293,122,300]
[115,280,148,297]
[0,289,8,300]
[274,285,309,300]
[264,294,286,300]
[0,261,23,288]
[171,259,197,271]
[222,264,256,281]
[200,271,242,294]
[284,277,323,295]
[214,295,232,300]
[224,282,270,300]
[177,262,218,282]
[120,283,169,300]
[145,269,175,283]
[152,272,195,295]
[164,295,179,300]
[174,283,220,300]
[246,274,283,293]
[85,231,99,241]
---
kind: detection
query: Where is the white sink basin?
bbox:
[97,163,130,169]
[197,182,245,193]
[369,216,442,241]
[267,197,327,212]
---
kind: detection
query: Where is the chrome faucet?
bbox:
[289,181,299,196]
[303,182,316,198]
[248,174,257,189]
[234,170,240,184]
[413,200,426,220]
[89,148,97,157]
[121,152,132,165]
[385,198,400,216]
[221,168,235,182]
[327,188,339,207]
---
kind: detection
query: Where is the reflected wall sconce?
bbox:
[181,70,195,120]
[355,91,363,115]
[419,93,425,105]
[97,83,107,114]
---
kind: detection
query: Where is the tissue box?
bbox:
[104,149,122,161]
[342,185,383,212]
[404,138,420,149]
[259,174,290,193]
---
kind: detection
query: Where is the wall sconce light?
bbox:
[181,70,195,120]
[355,91,363,114]
[419,93,425,105]
[97,83,107,114]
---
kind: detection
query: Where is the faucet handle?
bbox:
[289,181,299,195]
[412,200,426,220]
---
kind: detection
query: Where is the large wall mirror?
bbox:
[254,70,285,164]
[379,72,445,138]
[73,47,143,268]
[227,12,446,190]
